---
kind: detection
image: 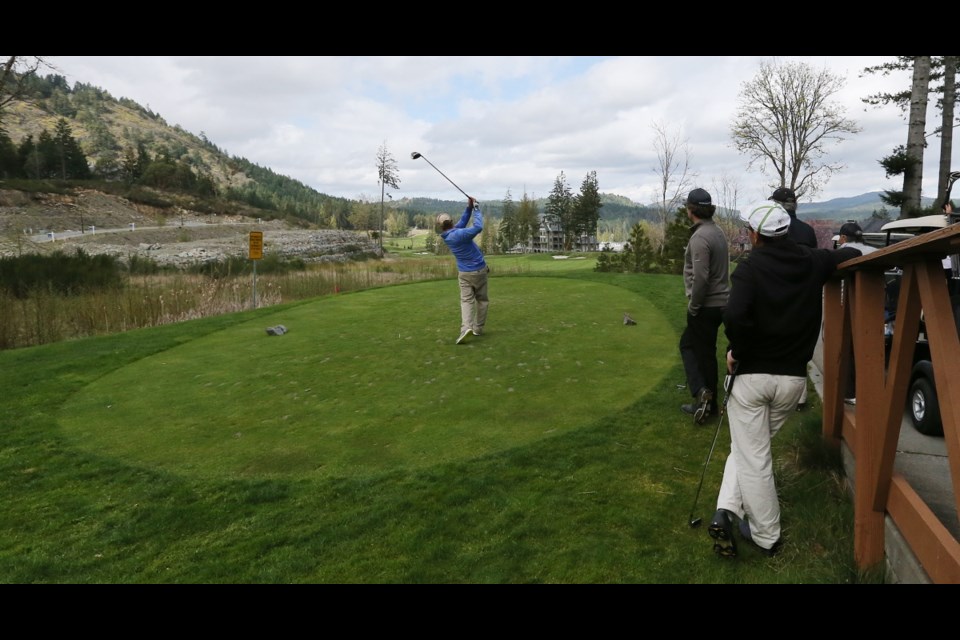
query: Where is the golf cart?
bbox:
[880,179,960,437]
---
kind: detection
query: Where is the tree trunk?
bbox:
[904,56,931,217]
[937,56,957,210]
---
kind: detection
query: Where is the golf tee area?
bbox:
[0,255,866,583]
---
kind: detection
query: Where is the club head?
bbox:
[689,517,702,528]
[411,152,422,160]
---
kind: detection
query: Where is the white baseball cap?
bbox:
[436,213,451,226]
[741,202,791,238]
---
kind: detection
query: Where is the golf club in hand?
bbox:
[411,152,472,201]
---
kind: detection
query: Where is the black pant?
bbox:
[679,306,724,404]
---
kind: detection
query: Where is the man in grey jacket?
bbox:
[679,188,730,424]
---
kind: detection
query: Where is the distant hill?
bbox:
[798,192,941,226]
[2,74,356,229]
[799,192,893,221]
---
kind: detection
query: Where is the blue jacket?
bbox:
[441,204,487,272]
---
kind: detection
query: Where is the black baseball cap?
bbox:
[686,188,712,206]
[839,221,863,238]
[769,187,797,203]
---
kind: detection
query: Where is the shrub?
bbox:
[0,249,124,298]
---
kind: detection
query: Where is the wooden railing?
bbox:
[822,223,960,583]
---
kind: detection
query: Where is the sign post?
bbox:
[249,231,263,308]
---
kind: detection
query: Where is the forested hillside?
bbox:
[0,73,357,229]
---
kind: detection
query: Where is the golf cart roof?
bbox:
[880,214,948,233]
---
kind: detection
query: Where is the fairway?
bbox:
[58,276,675,479]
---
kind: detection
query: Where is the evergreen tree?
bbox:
[120,147,138,183]
[656,207,690,275]
[627,222,656,273]
[195,172,217,197]
[546,172,574,250]
[53,117,90,179]
[498,189,518,251]
[35,130,56,178]
[94,148,121,180]
[17,134,39,178]
[133,141,151,180]
[593,248,620,272]
[0,131,20,178]
[139,157,178,190]
[573,170,602,244]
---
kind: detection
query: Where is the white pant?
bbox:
[716,372,805,549]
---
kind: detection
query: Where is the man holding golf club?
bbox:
[410,152,490,344]
[438,197,490,344]
[708,201,861,559]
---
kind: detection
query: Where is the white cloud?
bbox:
[49,55,940,206]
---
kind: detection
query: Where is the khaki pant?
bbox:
[458,267,489,334]
[716,372,805,549]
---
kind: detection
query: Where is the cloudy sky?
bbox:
[46,56,935,207]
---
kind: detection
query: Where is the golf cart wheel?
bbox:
[909,375,943,437]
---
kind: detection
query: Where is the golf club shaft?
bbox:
[687,363,739,526]
[415,154,470,200]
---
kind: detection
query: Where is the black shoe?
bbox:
[738,519,783,557]
[681,403,714,422]
[796,402,807,412]
[708,509,737,558]
[694,388,714,425]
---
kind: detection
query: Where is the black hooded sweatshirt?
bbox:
[724,237,861,377]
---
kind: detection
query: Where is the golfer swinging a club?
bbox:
[438,196,490,344]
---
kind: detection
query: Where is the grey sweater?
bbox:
[683,218,730,314]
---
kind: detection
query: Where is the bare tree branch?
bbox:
[651,120,695,253]
[0,56,53,133]
[730,59,861,201]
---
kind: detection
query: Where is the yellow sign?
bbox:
[249,231,263,260]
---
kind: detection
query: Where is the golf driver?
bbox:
[687,362,738,528]
[410,152,473,201]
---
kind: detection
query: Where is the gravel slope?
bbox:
[0,188,380,266]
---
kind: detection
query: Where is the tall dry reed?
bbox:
[0,257,463,351]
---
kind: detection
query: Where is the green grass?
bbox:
[0,254,870,583]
